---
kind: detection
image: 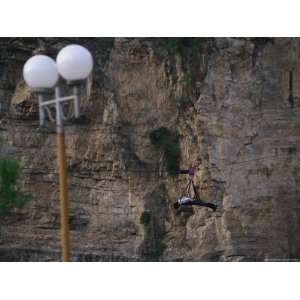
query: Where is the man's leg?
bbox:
[180,199,194,206]
[192,199,217,211]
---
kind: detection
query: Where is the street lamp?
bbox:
[23,44,93,262]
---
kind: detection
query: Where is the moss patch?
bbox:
[139,184,169,261]
[149,127,180,177]
[0,157,31,217]
[140,211,151,226]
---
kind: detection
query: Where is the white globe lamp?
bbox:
[23,55,59,89]
[56,44,93,82]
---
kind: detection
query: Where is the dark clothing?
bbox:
[177,196,217,211]
[179,168,195,176]
[181,199,217,211]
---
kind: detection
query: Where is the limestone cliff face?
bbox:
[0,37,300,261]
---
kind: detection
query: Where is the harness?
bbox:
[181,178,200,199]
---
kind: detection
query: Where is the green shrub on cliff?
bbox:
[140,211,151,226]
[0,157,31,217]
[149,127,180,176]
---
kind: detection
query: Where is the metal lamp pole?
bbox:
[38,85,82,261]
[57,90,69,261]
[55,86,70,262]
[23,45,93,262]
[57,127,70,261]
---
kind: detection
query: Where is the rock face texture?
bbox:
[0,37,300,261]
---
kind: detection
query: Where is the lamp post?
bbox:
[23,44,93,262]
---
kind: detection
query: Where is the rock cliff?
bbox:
[0,37,299,261]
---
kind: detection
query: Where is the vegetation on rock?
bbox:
[140,184,168,261]
[0,157,31,217]
[140,211,151,226]
[149,127,180,177]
